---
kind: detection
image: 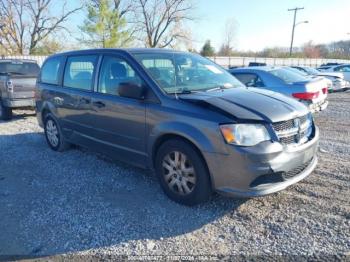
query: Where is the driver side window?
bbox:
[98,56,143,96]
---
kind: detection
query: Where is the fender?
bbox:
[147,120,219,166]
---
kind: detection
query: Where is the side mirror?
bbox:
[118,82,146,100]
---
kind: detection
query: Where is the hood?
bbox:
[180,87,309,123]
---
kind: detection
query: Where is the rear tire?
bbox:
[0,100,12,120]
[155,139,212,206]
[44,113,70,152]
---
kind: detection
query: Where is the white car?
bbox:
[292,66,350,92]
[317,64,350,82]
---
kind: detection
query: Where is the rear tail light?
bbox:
[292,91,319,100]
[6,81,13,92]
[322,87,328,94]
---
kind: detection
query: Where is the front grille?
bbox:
[272,114,311,145]
[282,159,313,179]
[272,115,308,132]
[250,158,313,188]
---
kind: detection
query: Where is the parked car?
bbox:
[230,66,328,113]
[248,62,267,67]
[0,59,40,120]
[320,62,342,67]
[291,66,349,92]
[316,64,350,82]
[36,49,319,205]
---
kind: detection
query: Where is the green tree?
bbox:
[30,39,65,55]
[80,0,132,48]
[200,40,215,57]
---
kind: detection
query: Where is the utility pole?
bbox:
[288,7,305,56]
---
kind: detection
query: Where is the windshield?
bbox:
[133,52,244,94]
[303,67,319,75]
[270,68,309,83]
[0,61,40,77]
[287,67,309,76]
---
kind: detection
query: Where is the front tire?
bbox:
[0,100,12,120]
[155,139,212,206]
[44,113,70,151]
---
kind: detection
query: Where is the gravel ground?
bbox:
[0,93,349,261]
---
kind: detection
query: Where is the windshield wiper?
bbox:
[169,88,194,95]
[8,71,24,75]
[205,85,229,92]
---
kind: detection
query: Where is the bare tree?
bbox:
[218,18,237,56]
[134,0,194,48]
[0,0,81,54]
[302,41,321,58]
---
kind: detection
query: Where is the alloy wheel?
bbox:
[162,151,196,195]
[46,119,59,147]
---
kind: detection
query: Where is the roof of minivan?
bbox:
[52,48,185,57]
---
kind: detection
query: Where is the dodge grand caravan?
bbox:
[36,49,319,205]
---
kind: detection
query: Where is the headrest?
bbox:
[110,62,127,78]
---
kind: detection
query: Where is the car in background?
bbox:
[0,59,40,120]
[316,64,350,83]
[320,62,343,67]
[229,66,328,113]
[292,65,349,92]
[36,48,319,205]
[248,62,267,67]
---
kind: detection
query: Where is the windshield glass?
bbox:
[304,67,320,75]
[0,61,40,76]
[270,68,308,83]
[133,52,244,94]
[287,67,309,76]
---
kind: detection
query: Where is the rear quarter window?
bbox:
[41,57,64,85]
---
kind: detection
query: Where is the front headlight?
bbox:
[220,124,271,146]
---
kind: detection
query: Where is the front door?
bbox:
[88,54,147,166]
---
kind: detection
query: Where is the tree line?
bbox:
[199,39,350,59]
[1,0,349,59]
[0,0,193,55]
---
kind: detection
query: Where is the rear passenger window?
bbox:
[98,56,143,96]
[41,57,63,85]
[234,73,265,87]
[63,55,98,91]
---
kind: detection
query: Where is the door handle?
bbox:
[53,97,64,105]
[80,97,91,104]
[93,101,105,108]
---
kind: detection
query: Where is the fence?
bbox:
[2,54,350,68]
[209,56,350,68]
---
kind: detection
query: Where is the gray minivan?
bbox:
[36,49,319,205]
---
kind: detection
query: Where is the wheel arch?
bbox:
[151,132,215,189]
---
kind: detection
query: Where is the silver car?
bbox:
[230,66,328,113]
[292,66,349,92]
[317,64,350,83]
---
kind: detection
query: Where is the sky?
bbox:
[65,0,350,52]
